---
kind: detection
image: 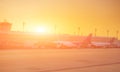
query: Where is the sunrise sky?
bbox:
[0,0,120,38]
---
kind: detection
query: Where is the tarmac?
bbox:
[0,48,120,72]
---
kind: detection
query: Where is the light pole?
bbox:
[107,30,109,38]
[23,22,25,32]
[116,30,119,39]
[77,27,80,36]
[54,24,56,35]
[94,28,97,37]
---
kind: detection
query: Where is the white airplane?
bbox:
[91,38,117,48]
[53,40,77,48]
[53,34,92,48]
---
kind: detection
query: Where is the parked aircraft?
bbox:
[53,34,92,48]
[91,38,118,48]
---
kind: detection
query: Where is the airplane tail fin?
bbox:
[82,34,92,44]
[82,33,92,44]
[109,37,115,44]
[80,33,92,47]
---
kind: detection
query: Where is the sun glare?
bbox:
[35,26,47,33]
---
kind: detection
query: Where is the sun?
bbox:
[35,26,47,33]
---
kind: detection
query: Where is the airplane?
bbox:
[53,40,77,48]
[90,37,117,48]
[53,33,92,48]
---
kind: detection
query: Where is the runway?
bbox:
[0,48,120,72]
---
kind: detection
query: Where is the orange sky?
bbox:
[0,0,120,38]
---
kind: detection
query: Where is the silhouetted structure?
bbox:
[116,30,119,39]
[94,28,97,37]
[77,27,80,36]
[0,20,12,32]
[107,30,109,38]
[22,22,25,32]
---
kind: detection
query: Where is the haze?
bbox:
[0,0,120,38]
